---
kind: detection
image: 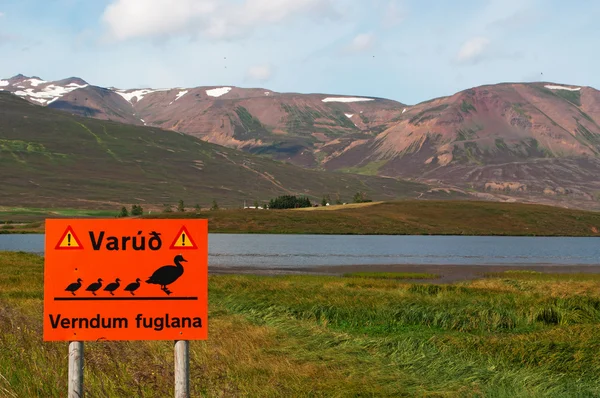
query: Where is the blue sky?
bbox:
[0,0,598,104]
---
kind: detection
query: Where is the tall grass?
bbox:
[2,253,600,396]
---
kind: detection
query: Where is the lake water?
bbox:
[1,234,599,268]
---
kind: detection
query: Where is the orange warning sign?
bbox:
[169,226,198,250]
[43,219,208,342]
[55,225,84,250]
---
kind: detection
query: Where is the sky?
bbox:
[0,0,598,104]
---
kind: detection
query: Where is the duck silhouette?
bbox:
[65,278,83,296]
[86,278,103,296]
[146,254,187,295]
[103,278,121,296]
[124,278,141,295]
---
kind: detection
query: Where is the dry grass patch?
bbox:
[292,201,384,211]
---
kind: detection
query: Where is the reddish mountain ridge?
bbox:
[0,75,404,167]
[344,83,600,207]
[3,74,600,208]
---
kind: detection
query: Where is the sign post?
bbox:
[174,340,190,398]
[68,341,84,398]
[44,219,208,397]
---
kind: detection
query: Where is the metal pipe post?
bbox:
[174,340,190,398]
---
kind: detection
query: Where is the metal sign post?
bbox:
[68,341,84,398]
[174,340,190,398]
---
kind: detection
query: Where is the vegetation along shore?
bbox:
[3,200,600,236]
[2,251,600,396]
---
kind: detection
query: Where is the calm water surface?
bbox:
[1,234,599,268]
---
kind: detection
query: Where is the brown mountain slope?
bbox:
[109,86,405,167]
[3,75,600,208]
[334,83,600,201]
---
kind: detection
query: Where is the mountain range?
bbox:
[2,74,600,209]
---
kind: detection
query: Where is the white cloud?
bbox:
[456,37,490,64]
[382,1,406,28]
[102,0,337,41]
[102,0,216,41]
[344,33,375,53]
[246,65,273,81]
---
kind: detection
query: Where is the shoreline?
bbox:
[209,263,600,283]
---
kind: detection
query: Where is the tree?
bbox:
[131,204,143,216]
[321,196,327,206]
[163,204,173,213]
[177,199,185,212]
[353,191,372,203]
[118,206,129,218]
[210,200,219,211]
[254,200,259,208]
[268,195,312,209]
[194,203,201,212]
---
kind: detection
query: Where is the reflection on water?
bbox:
[1,233,599,268]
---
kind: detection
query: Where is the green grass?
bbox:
[146,200,600,236]
[0,207,118,232]
[233,106,271,139]
[552,90,582,106]
[343,272,439,279]
[407,104,449,124]
[460,100,476,113]
[337,160,389,176]
[0,92,426,209]
[512,103,531,119]
[3,252,600,396]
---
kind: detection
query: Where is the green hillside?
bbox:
[0,93,426,208]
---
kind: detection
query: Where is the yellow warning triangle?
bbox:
[55,226,84,250]
[169,226,197,249]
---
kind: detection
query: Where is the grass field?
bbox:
[343,272,439,279]
[149,200,600,236]
[2,252,600,396]
[3,200,600,236]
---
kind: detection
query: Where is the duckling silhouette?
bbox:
[146,254,187,295]
[124,278,141,295]
[86,278,103,296]
[65,278,83,296]
[103,278,121,296]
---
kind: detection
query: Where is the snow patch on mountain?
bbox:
[544,85,581,91]
[115,88,169,103]
[402,108,407,113]
[13,83,89,104]
[28,78,47,87]
[344,113,354,118]
[322,97,374,103]
[175,90,188,101]
[0,80,8,87]
[169,90,189,105]
[206,87,232,97]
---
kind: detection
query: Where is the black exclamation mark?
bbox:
[182,234,186,247]
[67,233,71,247]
